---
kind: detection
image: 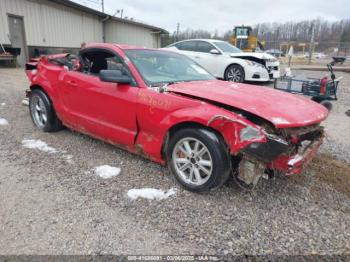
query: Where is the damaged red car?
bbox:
[25,43,328,192]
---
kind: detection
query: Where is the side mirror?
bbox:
[99,70,131,84]
[210,49,221,55]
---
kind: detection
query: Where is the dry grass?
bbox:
[311,154,350,198]
[289,154,350,199]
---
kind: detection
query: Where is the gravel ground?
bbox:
[0,68,349,256]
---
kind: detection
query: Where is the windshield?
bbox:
[125,49,215,86]
[213,41,242,54]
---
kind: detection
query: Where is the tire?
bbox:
[320,100,333,111]
[29,89,63,132]
[167,128,231,192]
[224,64,245,83]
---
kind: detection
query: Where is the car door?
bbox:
[192,41,223,77]
[59,48,138,146]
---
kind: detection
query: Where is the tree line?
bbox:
[162,18,350,53]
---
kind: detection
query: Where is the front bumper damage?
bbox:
[237,127,324,186]
[208,114,324,187]
[266,61,280,80]
[268,136,324,175]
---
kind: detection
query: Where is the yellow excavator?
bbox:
[229,26,265,52]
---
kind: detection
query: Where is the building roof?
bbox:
[85,43,157,50]
[48,0,168,34]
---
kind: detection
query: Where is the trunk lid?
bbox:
[168,80,328,128]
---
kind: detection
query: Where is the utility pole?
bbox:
[176,23,180,41]
[101,0,104,13]
[308,23,315,65]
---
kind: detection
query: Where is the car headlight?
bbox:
[264,57,278,63]
[246,61,264,68]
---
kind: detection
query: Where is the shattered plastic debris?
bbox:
[21,139,57,153]
[94,165,121,179]
[127,188,177,200]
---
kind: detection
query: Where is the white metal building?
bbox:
[0,0,168,66]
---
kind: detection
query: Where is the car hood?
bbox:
[168,80,328,128]
[228,52,276,61]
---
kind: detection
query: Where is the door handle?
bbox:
[67,80,77,87]
[194,56,200,59]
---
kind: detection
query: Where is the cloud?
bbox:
[74,0,349,34]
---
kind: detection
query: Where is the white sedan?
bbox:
[166,39,280,83]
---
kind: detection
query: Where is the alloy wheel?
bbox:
[30,95,48,128]
[172,137,213,186]
[227,67,242,82]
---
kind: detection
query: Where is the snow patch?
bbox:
[21,139,57,153]
[271,117,290,125]
[94,165,121,179]
[127,188,177,200]
[1,103,6,106]
[0,118,9,125]
[22,99,29,106]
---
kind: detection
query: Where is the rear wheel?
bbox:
[167,128,231,192]
[224,64,245,83]
[29,89,63,132]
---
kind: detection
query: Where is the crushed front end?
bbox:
[237,123,325,186]
[208,113,326,187]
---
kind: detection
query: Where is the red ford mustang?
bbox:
[25,43,328,192]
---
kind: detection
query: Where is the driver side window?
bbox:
[196,41,216,53]
[80,50,122,74]
[79,49,137,86]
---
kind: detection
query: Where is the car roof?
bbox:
[84,43,159,51]
[174,39,225,44]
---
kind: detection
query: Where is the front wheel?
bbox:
[167,128,231,192]
[224,64,245,83]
